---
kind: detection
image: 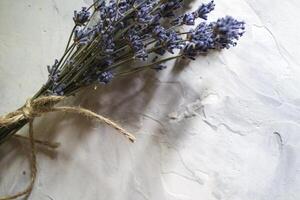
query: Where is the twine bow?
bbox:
[0,96,136,200]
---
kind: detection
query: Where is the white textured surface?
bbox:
[1,0,300,199]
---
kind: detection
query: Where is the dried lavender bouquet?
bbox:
[0,0,245,145]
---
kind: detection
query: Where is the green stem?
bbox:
[116,54,184,76]
[65,26,77,53]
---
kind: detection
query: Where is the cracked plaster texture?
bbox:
[0,0,300,199]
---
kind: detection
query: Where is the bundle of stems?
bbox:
[0,0,245,145]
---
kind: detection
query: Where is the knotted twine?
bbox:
[0,96,136,200]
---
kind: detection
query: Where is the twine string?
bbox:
[0,96,136,200]
[13,134,60,149]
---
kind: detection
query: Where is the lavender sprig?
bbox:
[172,0,215,25]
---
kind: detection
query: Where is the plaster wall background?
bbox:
[0,0,300,199]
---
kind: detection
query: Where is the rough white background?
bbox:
[1,0,300,199]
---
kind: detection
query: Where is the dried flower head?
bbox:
[42,0,245,96]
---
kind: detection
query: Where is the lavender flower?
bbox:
[73,7,90,25]
[106,0,118,19]
[183,16,245,59]
[127,30,148,60]
[97,71,114,84]
[182,13,196,25]
[153,25,169,41]
[183,22,213,59]
[47,59,61,83]
[172,0,215,25]
[136,2,154,23]
[195,0,215,20]
[118,0,132,14]
[74,27,95,45]
[51,83,66,96]
[47,59,59,78]
[212,16,245,49]
[104,40,115,54]
[153,26,184,54]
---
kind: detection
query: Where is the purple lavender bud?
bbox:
[212,16,245,49]
[165,31,184,53]
[94,0,105,9]
[118,0,130,14]
[194,0,215,20]
[182,13,196,25]
[136,3,153,23]
[101,34,116,54]
[190,22,214,51]
[74,27,95,45]
[47,59,59,74]
[52,83,66,96]
[97,71,114,84]
[47,59,61,82]
[183,22,214,58]
[183,16,245,59]
[127,29,148,60]
[106,0,117,19]
[172,1,215,25]
[153,26,169,41]
[135,50,148,61]
[73,7,90,25]
[153,26,184,54]
[98,1,107,19]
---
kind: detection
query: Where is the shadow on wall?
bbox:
[0,63,199,197]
